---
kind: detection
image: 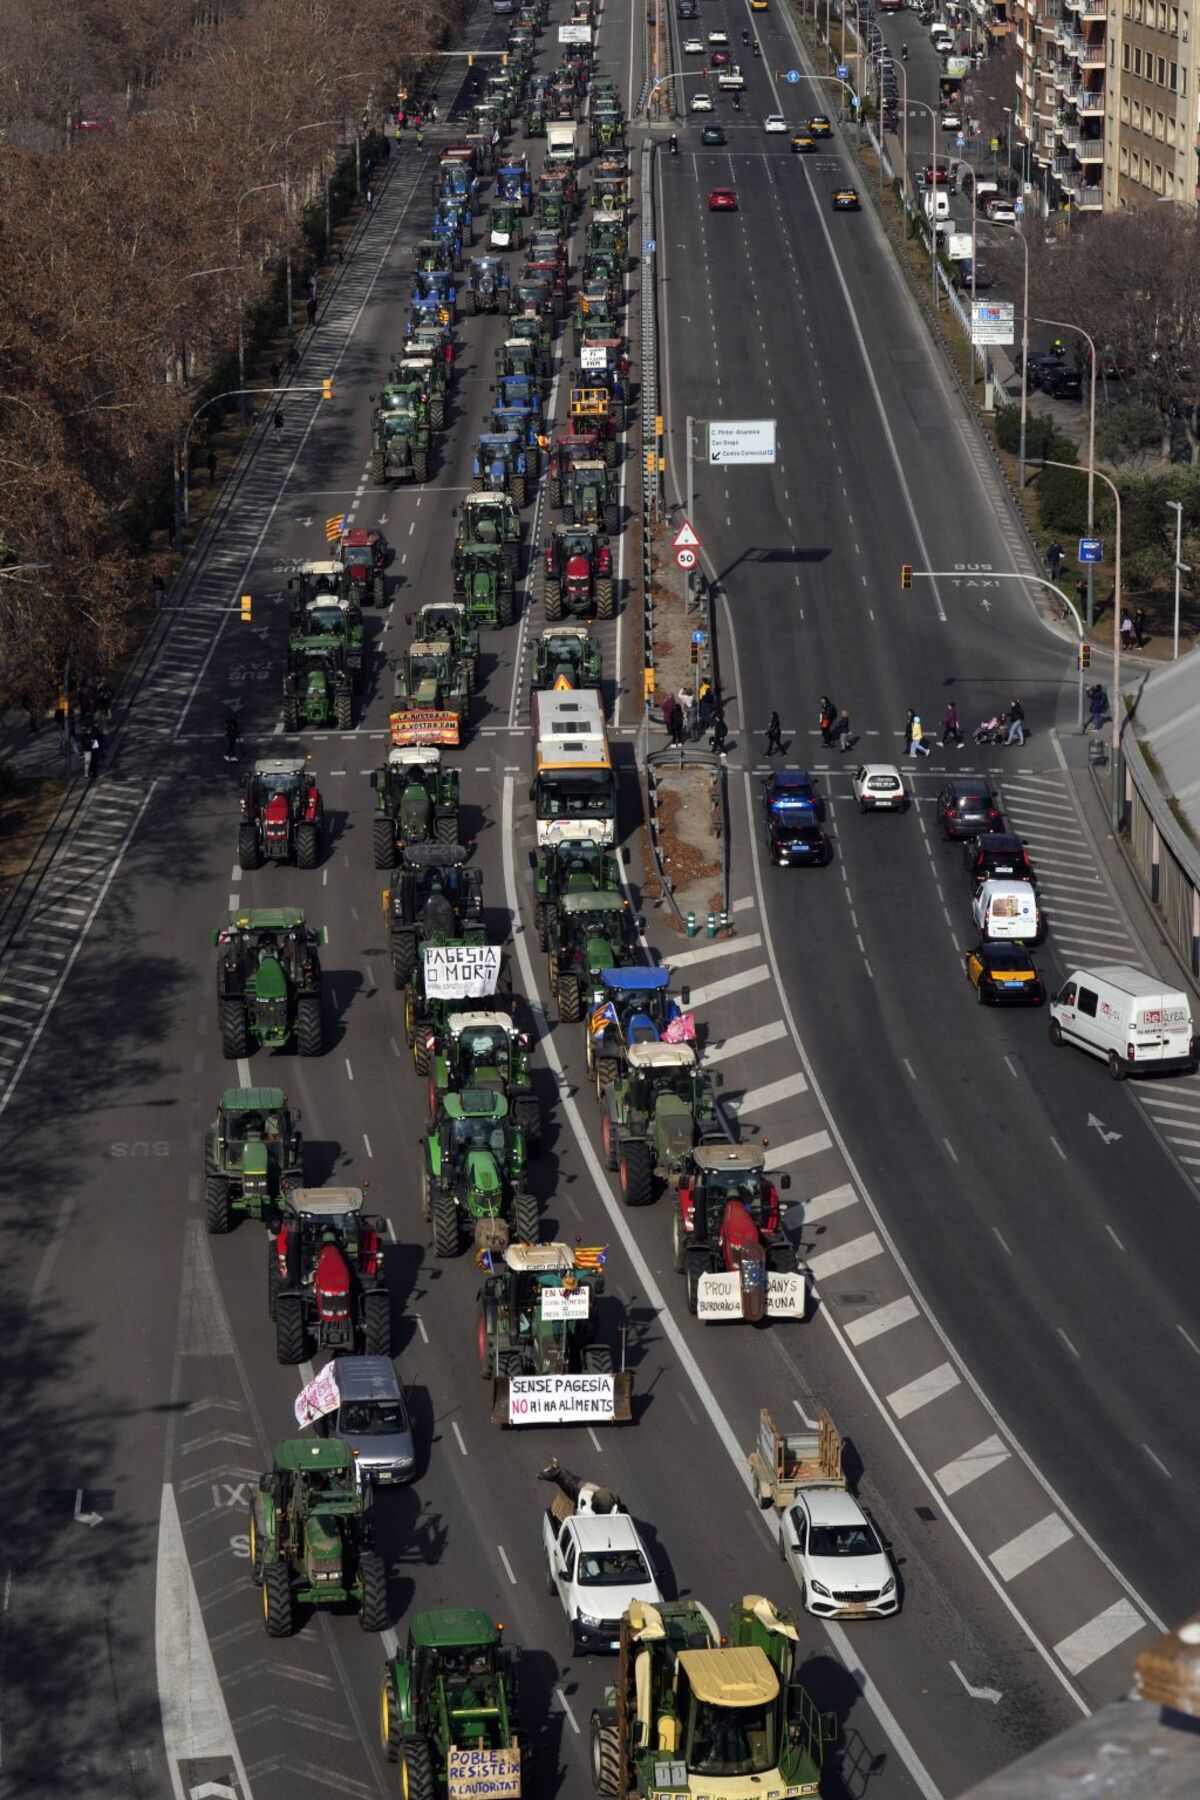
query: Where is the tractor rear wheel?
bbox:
[335,689,353,731]
[238,823,261,871]
[465,287,477,315]
[420,1160,434,1223]
[601,1113,619,1172]
[512,475,526,507]
[275,1292,306,1365]
[403,989,416,1045]
[604,437,619,469]
[283,696,300,733]
[373,817,396,869]
[373,573,386,606]
[562,504,575,527]
[399,1740,436,1800]
[248,1506,264,1584]
[370,450,385,485]
[583,1342,613,1374]
[297,995,323,1057]
[432,1193,461,1258]
[220,999,247,1061]
[684,1258,705,1316]
[472,473,484,493]
[379,1667,402,1761]
[263,1562,293,1638]
[435,812,459,844]
[358,1551,389,1633]
[363,1289,392,1358]
[548,476,561,509]
[671,1211,686,1274]
[514,1095,541,1152]
[430,398,445,432]
[557,974,582,1023]
[392,934,417,991]
[596,578,615,620]
[595,1055,620,1100]
[604,503,620,536]
[413,1028,431,1076]
[205,1176,231,1235]
[296,824,319,870]
[512,1191,540,1245]
[619,1139,654,1208]
[413,450,429,483]
[267,1238,280,1321]
[544,578,562,621]
[591,1718,621,1798]
[498,587,514,627]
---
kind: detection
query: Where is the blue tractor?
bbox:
[464,256,511,317]
[472,432,530,507]
[583,968,692,1097]
[411,268,457,322]
[496,158,533,214]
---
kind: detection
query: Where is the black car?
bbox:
[700,124,727,145]
[766,819,833,867]
[963,832,1036,887]
[953,258,993,292]
[964,942,1046,1007]
[937,778,1003,840]
[1041,365,1084,402]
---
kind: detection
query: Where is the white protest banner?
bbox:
[580,344,608,370]
[540,1287,590,1321]
[423,942,502,999]
[696,1272,805,1319]
[294,1364,340,1426]
[447,1746,522,1799]
[506,1372,614,1423]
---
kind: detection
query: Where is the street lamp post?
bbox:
[993,220,1031,489]
[1168,500,1189,659]
[330,70,374,196]
[1044,458,1124,826]
[283,121,338,327]
[1035,315,1097,627]
[905,98,940,310]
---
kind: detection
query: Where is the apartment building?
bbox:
[1109,0,1196,205]
[1011,0,1107,211]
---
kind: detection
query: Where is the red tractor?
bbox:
[543,524,613,620]
[337,527,389,605]
[238,756,324,870]
[269,1186,392,1364]
[672,1144,805,1323]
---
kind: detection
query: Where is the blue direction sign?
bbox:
[785,68,801,84]
[836,63,849,79]
[1078,537,1104,564]
[645,238,657,252]
[955,132,965,148]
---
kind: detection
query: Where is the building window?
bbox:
[1133,97,1142,125]
[1134,46,1143,72]
[1120,144,1130,170]
[1158,54,1167,81]
[1171,3,1180,28]
[1123,40,1131,66]
[1171,59,1178,87]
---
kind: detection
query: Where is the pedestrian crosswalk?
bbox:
[994,771,1139,965]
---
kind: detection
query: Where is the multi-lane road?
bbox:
[0,0,1194,1797]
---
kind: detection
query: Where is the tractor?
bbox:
[248,1439,388,1637]
[430,208,465,269]
[429,1009,541,1151]
[414,601,479,689]
[269,1185,392,1363]
[403,937,514,1076]
[411,267,457,323]
[282,642,354,731]
[214,907,325,1058]
[520,250,566,320]
[495,336,545,390]
[589,1596,831,1797]
[203,1086,302,1233]
[507,312,553,379]
[530,838,623,951]
[479,1243,632,1422]
[526,95,547,135]
[543,525,614,621]
[454,491,522,581]
[413,236,455,278]
[380,1610,527,1796]
[496,157,533,213]
[238,756,324,870]
[421,1089,539,1258]
[530,625,602,696]
[546,889,642,1022]
[464,255,511,315]
[369,388,431,485]
[383,842,484,989]
[494,372,544,438]
[489,200,523,251]
[454,541,517,630]
[370,745,460,867]
[547,427,609,504]
[336,527,388,605]
[561,459,619,535]
[584,966,690,1094]
[569,386,621,466]
[391,351,447,432]
[600,1042,724,1208]
[673,1143,804,1322]
[287,584,363,690]
[508,272,554,328]
[473,431,530,506]
[536,184,568,233]
[392,640,470,747]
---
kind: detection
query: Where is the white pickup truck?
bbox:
[540,1461,662,1654]
[718,64,746,90]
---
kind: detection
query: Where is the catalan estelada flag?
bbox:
[325,513,345,541]
[574,1245,607,1272]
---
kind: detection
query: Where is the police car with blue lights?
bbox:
[762,772,832,867]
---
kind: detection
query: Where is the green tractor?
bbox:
[248,1439,388,1638]
[370,386,431,485]
[429,1009,541,1151]
[370,745,460,867]
[392,640,471,748]
[530,838,622,951]
[590,1596,832,1798]
[282,641,354,731]
[214,908,325,1059]
[530,625,602,697]
[546,889,643,1023]
[203,1086,302,1233]
[562,459,620,537]
[508,311,553,379]
[451,541,516,630]
[391,350,447,433]
[479,1242,633,1424]
[287,581,364,690]
[414,601,480,690]
[404,939,514,1076]
[600,1041,723,1208]
[382,843,484,990]
[422,1088,538,1257]
[380,1609,528,1796]
[453,492,522,588]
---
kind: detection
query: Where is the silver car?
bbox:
[325,1356,415,1485]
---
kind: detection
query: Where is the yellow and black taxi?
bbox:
[790,128,815,153]
[751,0,768,11]
[964,942,1046,1007]
[832,185,861,210]
[807,115,833,138]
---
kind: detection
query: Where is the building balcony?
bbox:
[1072,180,1104,206]
[1076,135,1104,159]
[1077,42,1107,64]
[1057,118,1081,146]
[1056,21,1082,49]
[1077,81,1105,111]
[1053,151,1076,174]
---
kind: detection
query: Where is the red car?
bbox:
[710,48,732,66]
[708,188,738,211]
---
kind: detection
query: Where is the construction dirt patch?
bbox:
[652,764,723,932]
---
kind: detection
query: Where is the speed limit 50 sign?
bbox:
[675,546,697,570]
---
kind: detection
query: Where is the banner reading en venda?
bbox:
[507,1373,614,1424]
[447,1745,522,1799]
[294,1364,340,1427]
[540,1287,590,1322]
[423,942,502,999]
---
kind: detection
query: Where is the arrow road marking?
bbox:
[73,1489,103,1528]
[949,1660,1002,1704]
[1087,1113,1122,1146]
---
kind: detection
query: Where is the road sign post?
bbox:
[707,420,777,464]
[1078,537,1103,564]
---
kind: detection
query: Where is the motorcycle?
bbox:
[733,94,741,110]
[742,27,749,43]
[901,42,909,61]
[753,40,761,56]
[669,134,678,153]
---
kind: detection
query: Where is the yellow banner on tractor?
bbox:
[389,709,461,748]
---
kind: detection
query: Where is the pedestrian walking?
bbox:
[709,709,728,754]
[903,708,915,753]
[1076,577,1088,613]
[837,708,852,753]
[206,448,217,485]
[55,703,67,750]
[678,683,696,741]
[1134,607,1147,648]
[21,689,38,735]
[1087,684,1108,732]
[366,183,375,209]
[81,737,93,780]
[1120,612,1134,650]
[908,714,930,756]
[307,272,318,304]
[306,296,317,328]
[273,408,285,435]
[152,573,166,611]
[941,700,964,746]
[224,709,240,764]
[818,695,836,747]
[1046,540,1063,583]
[87,731,101,781]
[416,128,425,151]
[697,677,713,734]
[427,100,437,123]
[765,711,784,756]
[1005,697,1026,746]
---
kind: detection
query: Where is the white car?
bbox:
[690,92,714,112]
[940,110,962,131]
[932,31,954,53]
[764,113,788,133]
[984,197,1017,223]
[684,35,704,52]
[543,1492,662,1653]
[852,763,907,812]
[779,1488,899,1619]
[708,29,729,44]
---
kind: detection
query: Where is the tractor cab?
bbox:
[272,1187,387,1357]
[682,1143,787,1241]
[446,1011,524,1087]
[337,528,387,605]
[674,1146,802,1322]
[441,1088,514,1164]
[623,1040,706,1121]
[531,625,601,692]
[589,965,683,1049]
[287,559,343,617]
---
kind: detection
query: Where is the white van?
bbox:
[923,189,950,220]
[1050,965,1196,1079]
[972,879,1044,943]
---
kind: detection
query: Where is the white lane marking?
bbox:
[802,1183,859,1223]
[687,966,772,1007]
[934,1435,1012,1498]
[668,932,763,970]
[415,1313,429,1346]
[729,1072,809,1114]
[732,895,755,912]
[553,1685,580,1734]
[887,1361,961,1420]
[1054,1599,1146,1676]
[497,1544,517,1586]
[1142,1443,1172,1479]
[807,1232,884,1284]
[845,1296,920,1346]
[451,1421,467,1457]
[764,1131,832,1170]
[990,1513,1073,1582]
[237,1058,252,1088]
[703,1019,787,1064]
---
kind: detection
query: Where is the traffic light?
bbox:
[900,564,913,590]
[240,594,253,622]
[1079,643,1092,670]
[321,377,333,401]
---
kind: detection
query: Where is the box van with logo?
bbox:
[972,879,1044,943]
[1049,965,1195,1079]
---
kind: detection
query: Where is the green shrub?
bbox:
[1094,402,1164,464]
